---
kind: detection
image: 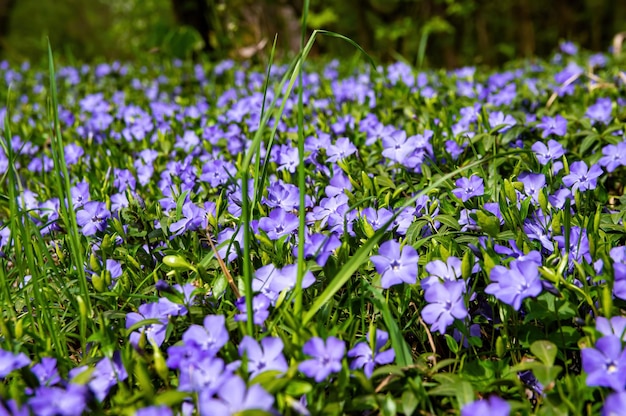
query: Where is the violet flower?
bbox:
[28,384,88,416]
[531,139,565,165]
[485,260,543,310]
[370,239,419,289]
[452,175,484,202]
[199,375,274,416]
[234,294,271,326]
[603,391,626,416]
[586,97,613,125]
[182,314,229,356]
[421,280,468,334]
[238,335,288,378]
[0,348,30,378]
[461,396,510,416]
[258,208,299,240]
[347,329,395,378]
[299,336,345,382]
[598,142,626,173]
[582,335,626,390]
[76,201,110,236]
[537,115,567,138]
[562,161,603,192]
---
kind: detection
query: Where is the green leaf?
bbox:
[530,340,558,366]
[363,280,413,367]
[475,210,500,238]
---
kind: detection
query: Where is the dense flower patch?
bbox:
[0,42,626,414]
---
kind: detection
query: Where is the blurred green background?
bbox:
[1,0,625,67]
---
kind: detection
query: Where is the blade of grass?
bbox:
[293,0,311,324]
[47,41,94,353]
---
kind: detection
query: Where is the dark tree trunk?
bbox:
[0,0,17,53]
[171,0,213,52]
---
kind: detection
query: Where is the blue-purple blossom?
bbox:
[598,141,626,173]
[537,115,567,138]
[347,329,395,378]
[452,175,484,202]
[421,256,463,292]
[370,240,419,288]
[126,298,180,348]
[0,349,30,378]
[238,335,288,378]
[603,391,626,416]
[518,172,546,204]
[326,137,357,163]
[597,316,626,342]
[586,97,613,125]
[531,139,565,165]
[182,314,229,356]
[28,384,88,416]
[485,260,543,310]
[582,335,626,390]
[299,336,345,382]
[258,208,299,240]
[421,280,468,334]
[234,294,271,326]
[199,375,274,416]
[76,201,110,236]
[488,111,517,132]
[461,396,510,416]
[562,161,603,192]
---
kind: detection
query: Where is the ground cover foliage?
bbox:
[0,40,626,415]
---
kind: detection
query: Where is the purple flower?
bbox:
[299,336,345,382]
[76,201,110,236]
[182,314,229,356]
[258,208,299,240]
[347,329,395,378]
[597,317,626,342]
[298,233,341,266]
[518,172,545,204]
[28,384,88,416]
[135,406,174,416]
[0,349,30,378]
[598,142,626,173]
[555,226,592,267]
[461,396,510,416]
[421,256,463,292]
[452,175,484,202]
[421,280,468,334]
[531,139,565,165]
[88,353,129,401]
[537,115,567,138]
[31,357,61,386]
[582,335,626,390]
[234,294,271,326]
[603,391,626,416]
[563,161,603,192]
[485,260,543,310]
[326,137,357,163]
[370,240,419,288]
[488,111,516,132]
[559,41,578,55]
[126,298,180,348]
[199,375,274,416]
[238,336,288,378]
[70,181,90,208]
[586,97,613,125]
[169,201,206,236]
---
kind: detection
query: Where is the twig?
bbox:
[204,226,241,299]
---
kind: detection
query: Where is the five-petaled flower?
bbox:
[299,336,345,382]
[370,239,419,288]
